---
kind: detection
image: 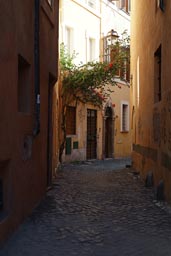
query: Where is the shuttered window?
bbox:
[121,103,129,132]
[66,106,76,135]
[103,38,130,82]
[119,0,131,13]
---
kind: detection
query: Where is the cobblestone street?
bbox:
[1,159,171,256]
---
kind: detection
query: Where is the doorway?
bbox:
[86,109,97,159]
[105,106,113,158]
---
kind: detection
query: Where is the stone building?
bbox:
[0,0,59,243]
[131,0,171,201]
[59,0,131,162]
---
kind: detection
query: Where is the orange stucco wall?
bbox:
[0,0,59,243]
[131,0,171,202]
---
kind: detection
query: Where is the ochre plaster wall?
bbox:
[63,82,131,162]
[131,0,171,202]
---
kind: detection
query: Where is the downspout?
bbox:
[33,0,40,136]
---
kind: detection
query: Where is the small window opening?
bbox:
[154,45,162,103]
[18,55,31,113]
[121,103,129,132]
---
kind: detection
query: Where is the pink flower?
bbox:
[109,63,113,69]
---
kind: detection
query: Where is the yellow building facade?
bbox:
[131,0,171,201]
[59,0,131,162]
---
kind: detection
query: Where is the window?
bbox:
[120,47,130,82]
[89,38,95,62]
[103,37,130,82]
[66,106,76,135]
[111,45,120,77]
[156,0,164,12]
[103,35,120,65]
[128,0,131,12]
[18,55,31,113]
[126,51,130,82]
[121,102,129,132]
[154,45,162,103]
[120,0,126,9]
[65,26,74,55]
[103,36,110,63]
[116,0,131,13]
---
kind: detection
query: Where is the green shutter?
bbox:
[66,137,72,155]
[73,141,79,149]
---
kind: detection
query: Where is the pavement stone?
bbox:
[0,158,171,256]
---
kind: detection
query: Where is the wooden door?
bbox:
[87,109,97,159]
[105,107,113,158]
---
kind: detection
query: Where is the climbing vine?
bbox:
[58,32,130,162]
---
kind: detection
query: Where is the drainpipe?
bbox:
[33,0,40,136]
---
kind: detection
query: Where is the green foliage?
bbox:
[58,33,130,162]
[60,32,130,107]
[60,43,77,71]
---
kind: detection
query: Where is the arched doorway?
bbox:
[104,106,114,158]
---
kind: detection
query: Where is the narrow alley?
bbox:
[1,159,171,256]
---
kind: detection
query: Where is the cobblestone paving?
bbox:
[1,159,171,256]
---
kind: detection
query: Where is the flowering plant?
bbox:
[58,33,130,162]
[60,33,130,107]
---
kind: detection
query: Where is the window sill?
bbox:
[114,78,130,86]
[121,130,129,133]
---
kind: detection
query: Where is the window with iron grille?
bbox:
[66,106,76,135]
[103,37,120,75]
[103,37,130,82]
